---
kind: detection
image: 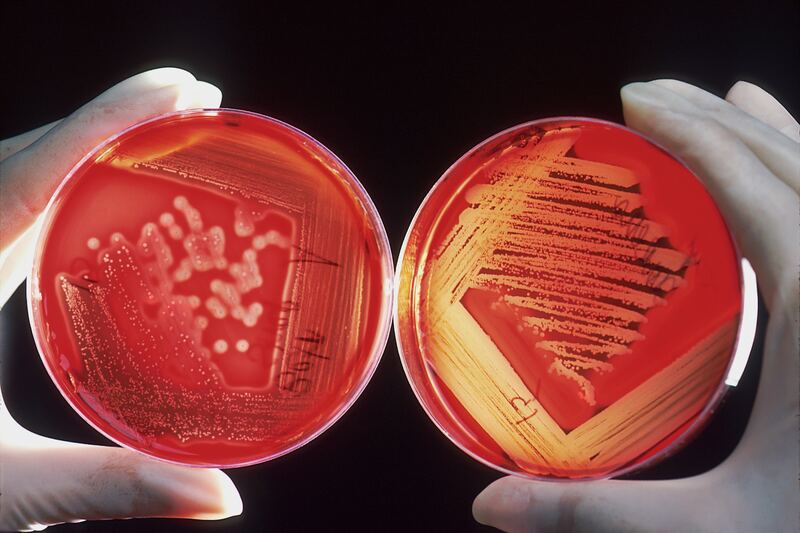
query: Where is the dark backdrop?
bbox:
[1,2,796,532]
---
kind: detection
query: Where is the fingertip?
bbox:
[135,67,197,89]
[473,477,531,531]
[97,67,197,103]
[620,81,669,109]
[209,470,243,520]
[650,78,691,91]
[153,466,242,521]
[620,81,649,99]
[724,80,783,108]
[175,80,223,111]
[725,80,800,142]
[176,469,243,520]
[725,80,755,99]
[725,80,767,111]
[471,483,494,525]
[620,82,656,122]
[622,79,689,98]
[620,82,675,133]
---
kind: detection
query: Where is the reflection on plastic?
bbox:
[395,118,743,479]
[725,258,757,387]
[30,110,392,467]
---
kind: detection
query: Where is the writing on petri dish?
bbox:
[396,118,743,479]
[30,110,392,467]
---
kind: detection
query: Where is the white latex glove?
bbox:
[473,80,800,533]
[0,68,243,532]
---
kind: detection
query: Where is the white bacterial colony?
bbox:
[130,195,293,331]
[74,194,295,399]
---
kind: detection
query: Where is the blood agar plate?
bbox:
[29,109,393,467]
[395,118,749,479]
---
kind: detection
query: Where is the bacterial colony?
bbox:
[31,111,391,467]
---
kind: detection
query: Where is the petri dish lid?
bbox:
[29,109,394,468]
[394,117,756,480]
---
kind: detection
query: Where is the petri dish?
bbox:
[29,109,393,468]
[395,117,754,480]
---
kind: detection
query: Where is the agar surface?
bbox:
[398,120,742,478]
[32,112,389,466]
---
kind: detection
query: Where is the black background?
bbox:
[1,2,797,532]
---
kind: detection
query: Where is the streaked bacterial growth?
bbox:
[395,118,743,479]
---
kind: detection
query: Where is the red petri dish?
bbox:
[29,109,393,467]
[395,117,753,479]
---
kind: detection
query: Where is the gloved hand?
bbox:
[473,80,800,532]
[0,68,242,532]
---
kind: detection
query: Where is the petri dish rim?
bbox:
[27,107,395,468]
[393,116,755,481]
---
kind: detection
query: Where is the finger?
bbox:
[0,120,60,161]
[473,475,726,533]
[725,81,800,142]
[621,81,799,312]
[0,432,242,531]
[92,67,197,103]
[650,79,800,192]
[0,67,222,251]
[0,69,222,310]
[0,68,200,163]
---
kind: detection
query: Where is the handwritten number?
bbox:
[280,371,311,394]
[509,396,538,425]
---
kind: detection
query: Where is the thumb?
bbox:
[0,426,242,531]
[472,474,725,533]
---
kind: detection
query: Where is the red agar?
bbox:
[29,110,392,467]
[395,118,743,479]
